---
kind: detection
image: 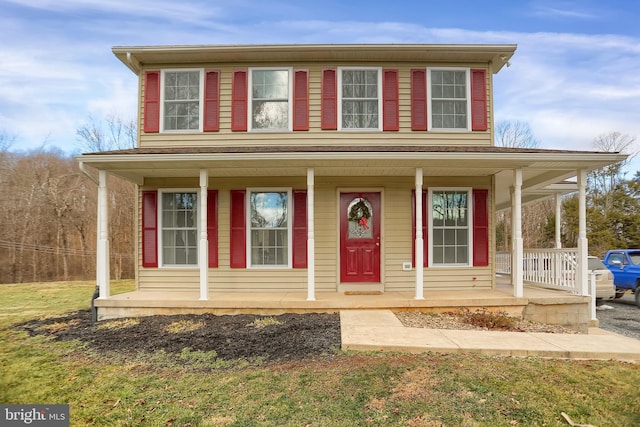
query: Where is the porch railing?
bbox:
[496,249,579,294]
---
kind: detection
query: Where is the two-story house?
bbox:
[79,44,626,325]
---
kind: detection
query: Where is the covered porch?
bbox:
[78,145,626,329]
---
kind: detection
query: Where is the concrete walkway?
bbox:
[340,310,640,362]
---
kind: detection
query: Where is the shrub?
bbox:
[457,308,520,331]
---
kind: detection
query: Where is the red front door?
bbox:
[340,192,381,282]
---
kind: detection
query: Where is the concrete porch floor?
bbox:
[95,278,591,330]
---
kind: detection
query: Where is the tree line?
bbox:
[0,117,136,284]
[0,120,637,283]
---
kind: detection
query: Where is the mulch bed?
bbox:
[16,310,342,364]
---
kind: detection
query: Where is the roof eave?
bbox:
[112,43,518,75]
[78,150,627,168]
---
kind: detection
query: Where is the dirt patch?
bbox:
[16,310,341,364]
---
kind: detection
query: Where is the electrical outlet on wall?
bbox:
[402,262,412,271]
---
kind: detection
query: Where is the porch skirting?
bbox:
[94,285,591,332]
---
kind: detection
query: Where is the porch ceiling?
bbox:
[78,145,626,208]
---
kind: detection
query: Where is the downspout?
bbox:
[79,161,100,321]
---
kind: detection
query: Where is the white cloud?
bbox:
[5,0,224,25]
[1,2,639,173]
[486,31,640,157]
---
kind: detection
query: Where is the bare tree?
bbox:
[0,114,138,283]
[589,131,637,198]
[77,114,136,152]
[0,131,15,153]
[495,120,540,149]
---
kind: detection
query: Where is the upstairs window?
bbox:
[428,68,470,131]
[250,69,292,131]
[339,68,381,130]
[162,70,203,131]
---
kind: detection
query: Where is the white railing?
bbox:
[496,252,511,274]
[496,249,579,294]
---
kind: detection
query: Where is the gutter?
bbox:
[77,151,629,165]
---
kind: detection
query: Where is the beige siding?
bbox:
[138,63,493,148]
[136,175,494,293]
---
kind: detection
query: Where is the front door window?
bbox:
[347,197,373,239]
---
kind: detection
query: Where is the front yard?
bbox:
[1,281,638,426]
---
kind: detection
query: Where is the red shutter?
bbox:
[292,190,308,268]
[204,70,220,132]
[471,69,488,131]
[207,190,218,267]
[473,189,489,266]
[321,69,337,130]
[231,70,247,131]
[411,69,427,131]
[412,190,429,268]
[142,191,158,268]
[383,69,399,131]
[293,70,309,131]
[143,71,160,133]
[230,190,246,268]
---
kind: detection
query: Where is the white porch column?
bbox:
[97,170,110,298]
[555,193,562,249]
[577,170,589,296]
[512,169,524,298]
[415,168,424,300]
[306,168,316,301]
[199,169,209,301]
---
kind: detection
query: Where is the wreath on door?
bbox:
[348,198,371,230]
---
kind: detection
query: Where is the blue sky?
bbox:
[1,0,639,171]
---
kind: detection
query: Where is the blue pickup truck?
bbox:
[602,249,640,307]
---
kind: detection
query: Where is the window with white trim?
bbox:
[428,68,470,131]
[162,70,203,131]
[339,68,381,130]
[250,68,292,131]
[161,191,198,266]
[249,190,292,267]
[430,189,471,266]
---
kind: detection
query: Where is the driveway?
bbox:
[597,293,640,340]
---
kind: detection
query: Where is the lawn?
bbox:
[1,281,638,426]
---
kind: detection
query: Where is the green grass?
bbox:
[1,281,639,426]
